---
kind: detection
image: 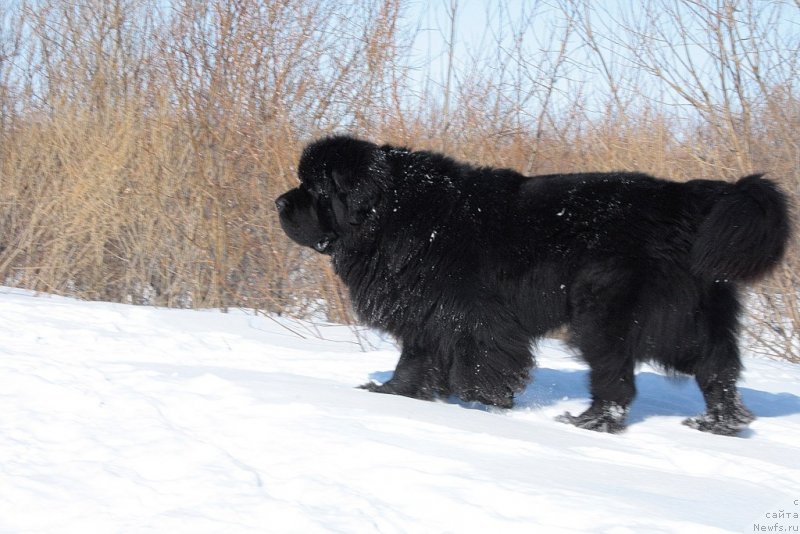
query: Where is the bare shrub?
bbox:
[0,0,796,359]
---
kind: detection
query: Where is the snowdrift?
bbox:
[1,288,798,532]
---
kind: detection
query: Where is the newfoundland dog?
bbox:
[276,135,790,435]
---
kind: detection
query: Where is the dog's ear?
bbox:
[331,148,387,225]
[331,170,376,225]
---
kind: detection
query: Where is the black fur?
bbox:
[276,135,791,435]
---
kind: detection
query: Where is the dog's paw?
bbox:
[458,389,515,409]
[682,409,755,436]
[683,396,755,436]
[358,381,386,392]
[555,403,628,434]
[357,379,438,401]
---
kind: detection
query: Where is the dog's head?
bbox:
[276,135,392,253]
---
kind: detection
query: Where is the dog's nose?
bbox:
[275,196,289,212]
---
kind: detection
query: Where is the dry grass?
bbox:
[0,0,797,360]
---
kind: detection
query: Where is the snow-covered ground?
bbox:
[1,287,799,533]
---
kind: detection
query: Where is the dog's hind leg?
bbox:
[557,265,640,433]
[556,348,636,433]
[682,362,754,436]
[682,284,754,436]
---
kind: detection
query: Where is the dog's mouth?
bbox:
[314,236,336,253]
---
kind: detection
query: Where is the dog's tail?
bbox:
[690,174,791,282]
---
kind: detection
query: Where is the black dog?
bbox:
[276,135,790,435]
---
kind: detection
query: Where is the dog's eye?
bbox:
[314,189,332,205]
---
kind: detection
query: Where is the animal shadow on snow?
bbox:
[368,368,800,424]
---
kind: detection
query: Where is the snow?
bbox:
[1,288,799,533]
